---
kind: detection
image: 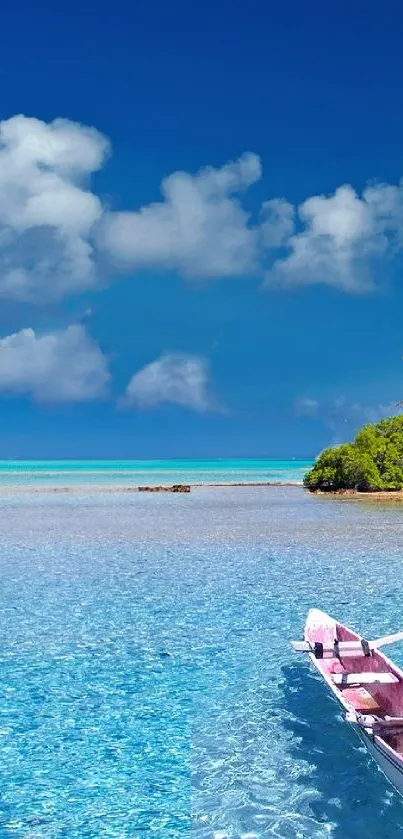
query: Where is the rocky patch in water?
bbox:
[138,484,191,493]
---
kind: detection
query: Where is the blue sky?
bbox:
[0,0,403,458]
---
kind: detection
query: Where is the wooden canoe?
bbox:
[292,608,403,797]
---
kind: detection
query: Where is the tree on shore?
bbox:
[304,415,403,492]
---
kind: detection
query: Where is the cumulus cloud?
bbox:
[123,353,214,411]
[100,153,261,279]
[0,116,266,299]
[0,114,109,301]
[0,324,110,402]
[4,112,403,300]
[102,157,403,293]
[265,182,403,293]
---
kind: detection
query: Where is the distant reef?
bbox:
[304,415,403,494]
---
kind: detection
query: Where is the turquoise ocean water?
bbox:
[0,459,313,487]
[1,477,403,837]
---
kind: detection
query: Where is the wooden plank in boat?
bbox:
[343,687,382,712]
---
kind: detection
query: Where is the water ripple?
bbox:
[0,488,402,836]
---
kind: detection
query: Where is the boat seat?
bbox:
[332,672,399,686]
[342,687,383,713]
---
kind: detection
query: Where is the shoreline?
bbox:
[310,489,403,502]
[1,481,401,502]
[0,481,302,495]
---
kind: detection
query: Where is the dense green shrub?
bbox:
[304,415,403,492]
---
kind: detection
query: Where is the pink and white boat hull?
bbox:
[302,608,403,798]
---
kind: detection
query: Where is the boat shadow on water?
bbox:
[281,663,403,838]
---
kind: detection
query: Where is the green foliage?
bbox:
[304,415,403,492]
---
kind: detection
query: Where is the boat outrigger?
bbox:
[292,609,403,797]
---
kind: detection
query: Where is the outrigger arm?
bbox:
[291,630,403,658]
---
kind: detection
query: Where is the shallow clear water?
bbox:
[1,487,403,837]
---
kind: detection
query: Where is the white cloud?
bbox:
[100,153,261,279]
[0,115,109,302]
[101,158,403,293]
[294,396,319,416]
[260,197,295,248]
[4,112,403,300]
[265,182,403,293]
[294,394,399,443]
[0,324,110,402]
[0,116,268,299]
[124,353,214,411]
